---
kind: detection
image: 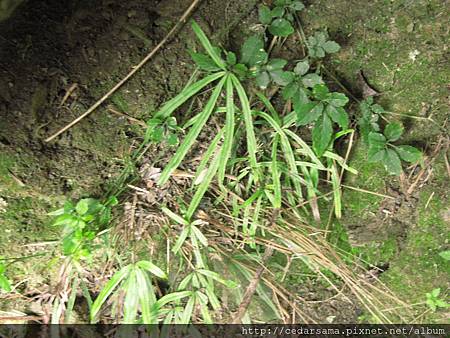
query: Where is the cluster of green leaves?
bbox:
[296,84,349,156]
[49,197,117,259]
[90,260,167,323]
[359,98,422,175]
[258,0,305,37]
[425,288,450,312]
[145,116,180,146]
[306,31,340,58]
[157,208,238,324]
[0,261,11,292]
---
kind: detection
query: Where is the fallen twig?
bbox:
[45,0,202,142]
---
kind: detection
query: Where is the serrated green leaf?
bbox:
[269,18,294,37]
[383,149,402,175]
[189,52,221,72]
[431,288,441,297]
[226,51,237,65]
[327,92,348,107]
[395,145,421,163]
[312,113,333,156]
[368,132,386,150]
[368,148,386,163]
[75,199,89,216]
[271,6,285,18]
[267,58,287,70]
[384,122,404,142]
[326,105,349,129]
[281,82,299,99]
[322,40,340,53]
[313,84,329,100]
[296,102,323,125]
[258,5,273,25]
[256,71,270,89]
[294,60,309,75]
[438,250,450,261]
[241,35,267,67]
[53,214,76,226]
[269,70,293,86]
[0,275,11,292]
[301,73,324,88]
[290,1,305,11]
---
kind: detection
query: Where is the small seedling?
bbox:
[367,122,421,175]
[145,116,180,146]
[258,0,304,37]
[282,60,324,111]
[307,31,340,58]
[0,262,11,292]
[438,250,450,261]
[358,97,385,143]
[425,288,450,312]
[296,84,349,156]
[49,197,118,259]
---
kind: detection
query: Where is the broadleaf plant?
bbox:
[307,31,340,58]
[296,84,349,156]
[367,122,421,175]
[258,0,305,37]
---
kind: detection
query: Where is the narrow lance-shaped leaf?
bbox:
[123,269,139,323]
[283,129,325,169]
[154,72,225,120]
[194,128,224,185]
[186,144,223,220]
[181,293,196,324]
[196,269,238,288]
[191,21,226,70]
[172,226,190,254]
[135,268,156,324]
[158,75,227,186]
[218,77,235,186]
[271,135,282,209]
[91,265,131,323]
[230,74,260,181]
[329,161,342,219]
[136,260,167,279]
[161,207,188,226]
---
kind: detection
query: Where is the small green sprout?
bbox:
[367,122,422,175]
[0,261,12,292]
[425,288,450,312]
[307,31,340,58]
